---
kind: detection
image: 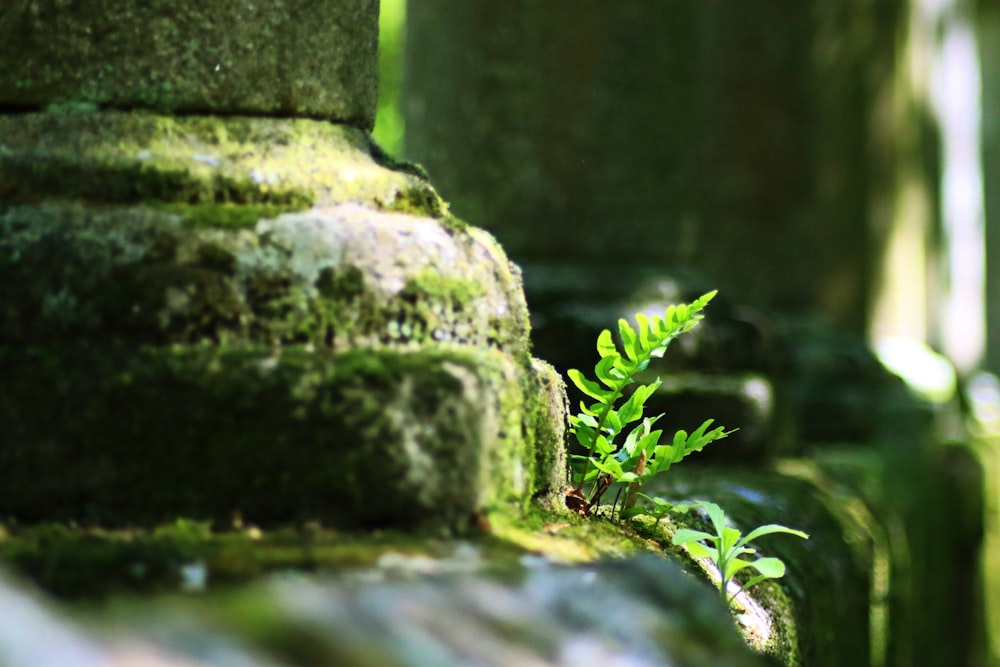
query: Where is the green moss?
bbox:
[0,497,801,665]
[0,157,314,208]
[518,358,569,508]
[489,505,660,562]
[152,203,311,229]
[0,113,435,211]
[440,214,470,233]
[100,261,249,344]
[0,503,672,600]
[315,265,366,300]
[401,269,485,311]
[194,243,239,275]
[44,101,100,114]
[0,521,208,599]
[0,520,503,600]
[382,185,448,219]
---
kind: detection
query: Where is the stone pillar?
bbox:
[0,0,378,126]
[404,1,900,338]
[0,0,567,529]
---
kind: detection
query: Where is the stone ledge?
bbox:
[0,112,438,210]
[0,345,554,529]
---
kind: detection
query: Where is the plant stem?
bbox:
[719,563,728,601]
[571,384,626,496]
[622,449,646,513]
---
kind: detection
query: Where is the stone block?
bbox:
[0,0,378,126]
[0,345,544,528]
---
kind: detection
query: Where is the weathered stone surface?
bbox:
[528,357,571,505]
[0,111,437,211]
[0,109,563,529]
[0,202,528,356]
[0,0,378,127]
[0,345,544,528]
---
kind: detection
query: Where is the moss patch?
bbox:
[0,503,674,601]
[0,112,441,215]
[0,520,503,601]
[401,269,485,311]
[384,185,449,219]
[488,505,660,563]
[151,203,311,230]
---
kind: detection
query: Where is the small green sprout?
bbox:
[565,291,734,519]
[671,500,809,603]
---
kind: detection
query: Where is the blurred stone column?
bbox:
[402,6,986,664]
[981,0,1000,376]
[405,0,909,454]
[0,0,378,124]
[404,1,903,342]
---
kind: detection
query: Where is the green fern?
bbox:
[566,290,734,518]
[672,500,809,603]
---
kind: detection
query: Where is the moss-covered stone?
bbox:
[0,0,378,127]
[798,445,987,667]
[525,357,570,507]
[0,508,662,601]
[0,521,214,600]
[0,345,546,529]
[0,107,562,535]
[0,202,530,355]
[0,112,444,213]
[155,204,311,230]
[0,520,499,600]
